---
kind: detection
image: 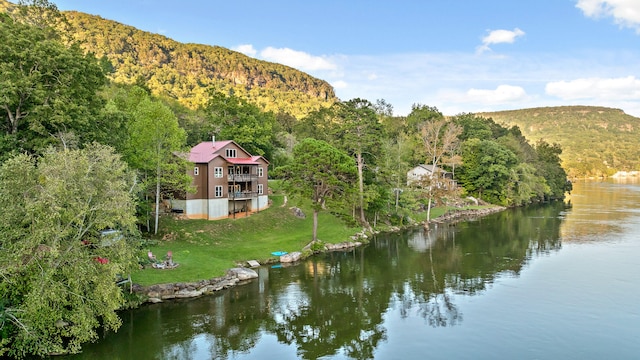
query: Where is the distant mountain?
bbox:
[63,11,337,117]
[4,2,638,178]
[478,106,640,177]
[0,0,337,118]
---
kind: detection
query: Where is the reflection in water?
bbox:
[561,179,640,243]
[65,201,569,360]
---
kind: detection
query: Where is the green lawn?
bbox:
[132,189,492,286]
[133,194,360,285]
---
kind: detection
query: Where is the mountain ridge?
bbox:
[62,10,337,117]
[0,0,337,118]
[477,105,640,177]
[3,1,638,178]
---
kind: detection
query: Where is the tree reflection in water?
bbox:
[263,203,564,358]
[393,228,462,327]
[269,252,389,359]
[65,202,565,360]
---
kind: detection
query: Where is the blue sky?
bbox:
[53,0,640,117]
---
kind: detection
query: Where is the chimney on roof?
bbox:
[212,135,215,145]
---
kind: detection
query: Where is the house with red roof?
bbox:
[175,139,269,220]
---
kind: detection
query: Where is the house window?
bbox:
[258,184,264,195]
[225,148,237,158]
[193,167,199,176]
[214,167,223,178]
[215,185,223,198]
[257,167,263,177]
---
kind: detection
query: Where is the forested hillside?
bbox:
[3,1,636,180]
[478,106,640,178]
[0,0,337,118]
[0,3,575,356]
[65,11,337,117]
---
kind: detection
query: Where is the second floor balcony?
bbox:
[228,190,257,199]
[228,174,257,182]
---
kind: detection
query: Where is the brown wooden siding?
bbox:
[187,163,208,200]
[257,159,269,194]
[209,157,228,199]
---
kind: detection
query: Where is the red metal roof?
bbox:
[188,140,233,163]
[188,140,269,165]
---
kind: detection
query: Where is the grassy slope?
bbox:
[132,187,464,285]
[132,192,460,286]
[133,194,361,285]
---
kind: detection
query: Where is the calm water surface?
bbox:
[66,180,640,359]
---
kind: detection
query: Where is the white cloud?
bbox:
[467,85,528,103]
[233,44,257,57]
[323,50,640,117]
[477,28,525,53]
[227,43,640,118]
[331,80,348,89]
[546,76,640,100]
[259,47,337,71]
[576,0,640,32]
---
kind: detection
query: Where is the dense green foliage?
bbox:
[0,145,139,358]
[453,113,570,205]
[0,1,576,356]
[61,10,336,118]
[276,139,357,242]
[200,90,279,160]
[458,138,519,204]
[0,13,105,160]
[478,106,640,178]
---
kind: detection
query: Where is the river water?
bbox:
[66,180,640,360]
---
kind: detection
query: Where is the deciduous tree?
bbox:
[534,140,572,199]
[202,90,278,160]
[125,98,190,234]
[0,14,105,159]
[331,98,384,229]
[458,138,518,205]
[409,105,462,220]
[0,145,138,358]
[277,138,356,242]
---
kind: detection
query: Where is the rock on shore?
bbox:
[133,206,504,303]
[431,206,506,224]
[135,267,258,303]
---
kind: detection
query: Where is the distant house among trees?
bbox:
[407,164,456,189]
[173,139,269,220]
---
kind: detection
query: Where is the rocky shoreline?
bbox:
[133,267,260,303]
[430,206,506,224]
[133,206,505,303]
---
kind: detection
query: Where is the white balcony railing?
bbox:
[228,191,257,199]
[228,174,256,182]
